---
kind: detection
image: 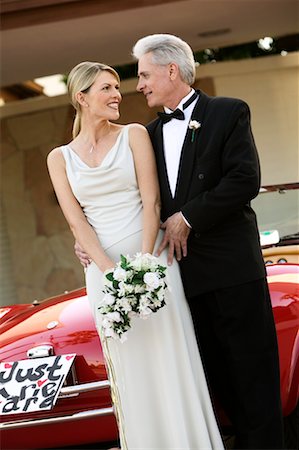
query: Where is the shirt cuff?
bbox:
[180,212,192,228]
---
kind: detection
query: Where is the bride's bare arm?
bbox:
[129,124,161,254]
[47,148,114,272]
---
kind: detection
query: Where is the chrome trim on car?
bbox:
[27,344,54,358]
[0,381,112,429]
[58,380,110,398]
[0,407,114,429]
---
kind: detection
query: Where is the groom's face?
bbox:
[137,52,174,108]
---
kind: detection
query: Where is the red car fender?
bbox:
[266,263,299,416]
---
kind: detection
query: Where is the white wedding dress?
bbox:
[61,125,224,450]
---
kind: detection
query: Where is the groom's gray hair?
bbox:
[132,34,196,85]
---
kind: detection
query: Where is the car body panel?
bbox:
[267,264,299,416]
[0,290,118,449]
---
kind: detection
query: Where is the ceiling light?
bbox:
[258,37,273,51]
[34,74,67,97]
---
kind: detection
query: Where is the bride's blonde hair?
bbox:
[67,61,120,138]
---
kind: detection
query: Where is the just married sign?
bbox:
[0,354,75,415]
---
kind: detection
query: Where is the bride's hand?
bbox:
[74,241,92,268]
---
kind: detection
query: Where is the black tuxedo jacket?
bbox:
[146,90,266,297]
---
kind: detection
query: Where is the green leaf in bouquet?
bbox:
[120,254,126,264]
[131,272,145,284]
[120,254,131,269]
[113,280,120,289]
[106,272,114,281]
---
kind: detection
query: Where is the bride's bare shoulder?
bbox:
[126,123,149,140]
[47,145,66,166]
[127,122,147,132]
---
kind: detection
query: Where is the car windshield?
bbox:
[252,184,299,242]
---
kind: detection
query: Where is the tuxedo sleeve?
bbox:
[181,101,261,233]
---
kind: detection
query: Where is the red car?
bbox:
[1,185,298,450]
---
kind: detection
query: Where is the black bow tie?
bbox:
[157,91,198,124]
[157,108,184,123]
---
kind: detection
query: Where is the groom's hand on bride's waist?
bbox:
[155,212,190,265]
[74,241,92,268]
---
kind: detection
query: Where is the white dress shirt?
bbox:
[162,89,197,197]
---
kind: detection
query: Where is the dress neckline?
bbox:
[65,126,126,169]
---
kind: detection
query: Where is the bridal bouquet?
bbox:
[98,253,168,342]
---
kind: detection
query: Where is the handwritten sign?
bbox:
[0,354,75,415]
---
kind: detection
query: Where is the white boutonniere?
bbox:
[188,120,201,142]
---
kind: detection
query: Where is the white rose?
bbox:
[102,293,115,306]
[106,311,123,322]
[113,267,128,281]
[142,253,159,270]
[138,295,152,318]
[130,254,143,271]
[140,253,153,269]
[144,272,160,290]
[118,297,132,313]
[118,281,132,297]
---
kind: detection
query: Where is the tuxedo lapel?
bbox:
[174,90,210,207]
[152,120,174,205]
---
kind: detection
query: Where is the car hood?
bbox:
[0,288,92,362]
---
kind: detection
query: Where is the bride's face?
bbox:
[84,71,122,120]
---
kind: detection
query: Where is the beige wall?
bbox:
[0,104,82,305]
[0,53,298,306]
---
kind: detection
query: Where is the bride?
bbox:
[47,61,224,449]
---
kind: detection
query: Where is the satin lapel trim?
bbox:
[174,91,210,206]
[154,121,173,202]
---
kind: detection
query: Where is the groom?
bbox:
[132,34,283,449]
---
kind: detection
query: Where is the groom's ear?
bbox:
[168,63,180,81]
